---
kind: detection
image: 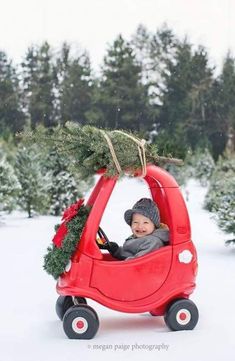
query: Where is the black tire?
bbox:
[74,296,87,305]
[164,299,199,331]
[55,296,74,321]
[63,305,99,339]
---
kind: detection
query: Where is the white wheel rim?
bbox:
[176,308,191,325]
[72,317,88,334]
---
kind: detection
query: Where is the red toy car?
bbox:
[55,164,199,339]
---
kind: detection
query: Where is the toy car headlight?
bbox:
[178,250,193,264]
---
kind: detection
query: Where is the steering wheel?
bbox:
[97,226,111,250]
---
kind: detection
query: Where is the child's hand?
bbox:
[96,238,119,254]
[107,242,119,255]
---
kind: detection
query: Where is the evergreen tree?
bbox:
[21,42,56,129]
[0,155,20,211]
[207,53,235,159]
[56,43,94,126]
[0,51,25,136]
[15,145,51,217]
[98,35,151,131]
[156,40,214,157]
[84,77,107,127]
[219,53,235,130]
[186,47,214,149]
[204,155,235,243]
[132,24,178,104]
[43,148,82,216]
[156,39,194,157]
[185,148,215,185]
[131,24,152,86]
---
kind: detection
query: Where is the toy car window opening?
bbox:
[77,165,189,261]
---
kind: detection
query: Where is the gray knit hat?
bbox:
[124,198,160,228]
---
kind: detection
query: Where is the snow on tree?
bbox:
[162,163,188,186]
[163,148,215,188]
[0,155,20,212]
[185,148,215,186]
[14,145,51,217]
[43,149,82,216]
[49,171,80,216]
[204,155,235,244]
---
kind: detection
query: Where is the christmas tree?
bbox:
[204,155,235,244]
[185,148,215,186]
[0,155,20,212]
[43,148,82,216]
[20,123,182,179]
[15,145,51,217]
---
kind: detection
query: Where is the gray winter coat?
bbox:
[112,228,169,260]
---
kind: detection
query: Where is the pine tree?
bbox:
[21,42,56,129]
[156,40,214,157]
[98,35,151,131]
[219,54,235,129]
[14,145,51,217]
[43,148,82,216]
[186,47,213,149]
[0,155,20,211]
[208,53,235,158]
[204,155,235,243]
[131,24,178,104]
[56,43,94,126]
[0,51,25,136]
[185,148,215,186]
[131,24,152,86]
[155,40,193,157]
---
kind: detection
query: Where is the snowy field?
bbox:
[0,178,235,361]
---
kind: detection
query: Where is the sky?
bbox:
[0,0,234,73]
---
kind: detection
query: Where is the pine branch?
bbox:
[157,156,184,166]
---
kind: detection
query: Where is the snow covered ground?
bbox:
[0,178,234,361]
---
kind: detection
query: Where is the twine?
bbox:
[99,129,122,174]
[113,130,147,177]
[100,129,147,177]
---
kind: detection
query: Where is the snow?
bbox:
[0,178,235,361]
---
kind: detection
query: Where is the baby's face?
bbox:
[131,213,155,238]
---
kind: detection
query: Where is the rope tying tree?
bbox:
[100,129,147,177]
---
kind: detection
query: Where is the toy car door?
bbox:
[90,245,172,301]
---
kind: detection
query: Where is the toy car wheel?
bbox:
[74,296,87,305]
[63,305,99,339]
[164,299,199,331]
[55,296,74,321]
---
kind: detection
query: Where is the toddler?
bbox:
[109,198,169,260]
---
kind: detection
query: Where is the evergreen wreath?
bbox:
[43,203,90,279]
